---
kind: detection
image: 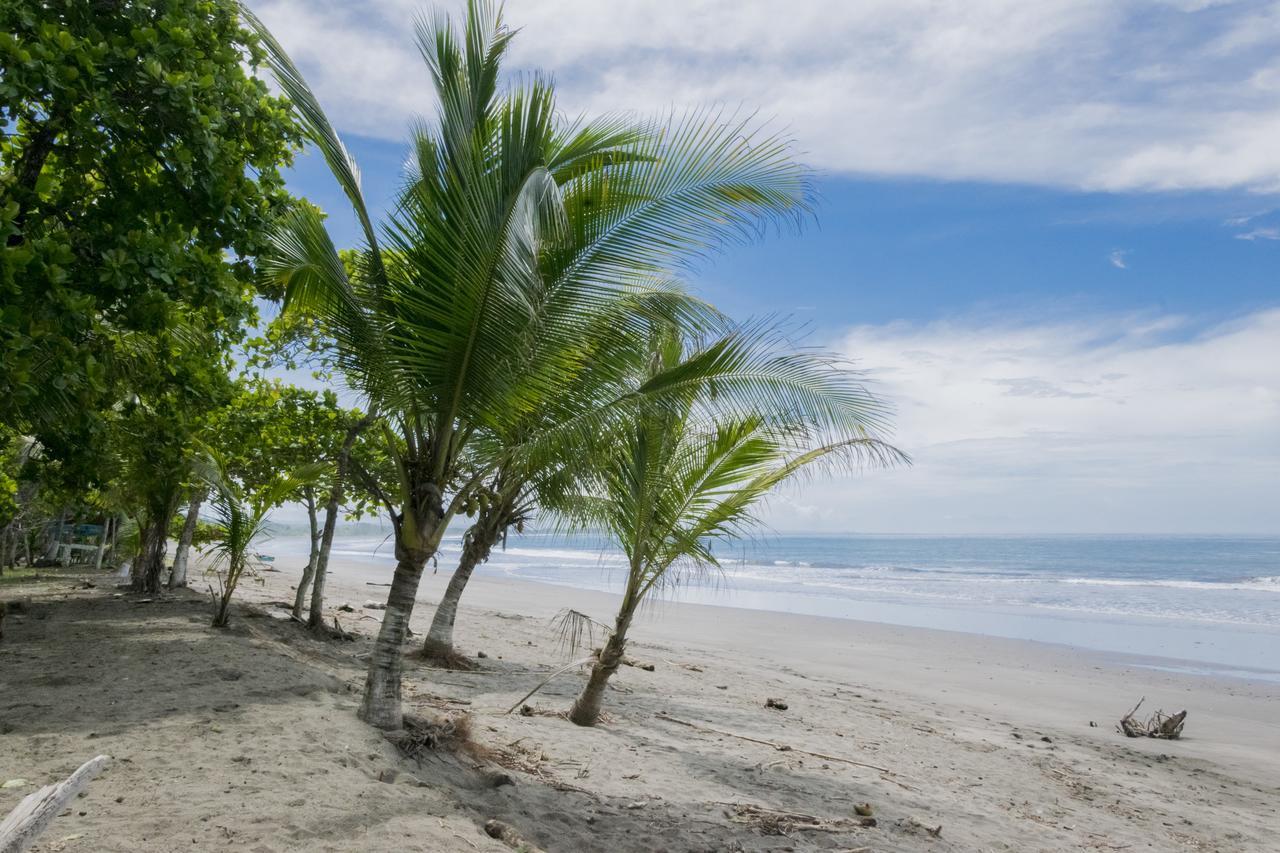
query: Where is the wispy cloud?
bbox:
[1235,226,1280,241]
[1109,249,1129,269]
[255,0,1280,192]
[761,309,1280,533]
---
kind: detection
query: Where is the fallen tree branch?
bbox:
[655,712,891,774]
[504,656,595,715]
[0,755,111,853]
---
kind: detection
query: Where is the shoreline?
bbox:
[343,558,1280,789]
[304,542,1280,686]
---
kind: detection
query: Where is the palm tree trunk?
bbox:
[422,528,495,659]
[292,490,320,620]
[359,543,433,730]
[569,609,634,727]
[169,490,206,588]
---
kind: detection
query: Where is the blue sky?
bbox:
[264,0,1280,534]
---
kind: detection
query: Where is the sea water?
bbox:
[271,531,1280,680]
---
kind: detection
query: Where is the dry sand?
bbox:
[2,558,1277,852]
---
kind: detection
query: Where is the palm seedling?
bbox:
[559,331,907,726]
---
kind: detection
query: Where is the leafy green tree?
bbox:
[198,450,323,627]
[562,332,906,726]
[250,0,816,729]
[203,378,364,618]
[0,0,297,441]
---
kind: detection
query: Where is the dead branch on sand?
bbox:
[655,712,892,774]
[717,802,856,836]
[1118,697,1187,739]
[0,755,111,853]
[503,656,595,714]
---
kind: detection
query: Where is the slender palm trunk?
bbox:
[422,526,496,659]
[169,490,206,588]
[359,536,436,729]
[292,490,320,619]
[568,608,635,727]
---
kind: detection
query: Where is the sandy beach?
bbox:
[2,557,1277,852]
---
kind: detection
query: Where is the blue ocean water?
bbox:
[282,531,1280,679]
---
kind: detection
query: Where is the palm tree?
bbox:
[245,0,822,729]
[200,452,325,628]
[561,332,907,726]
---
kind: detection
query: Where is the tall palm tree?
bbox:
[245,0,820,729]
[561,332,907,726]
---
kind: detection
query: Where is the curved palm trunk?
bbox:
[291,490,320,619]
[568,609,634,727]
[169,490,206,588]
[422,525,497,659]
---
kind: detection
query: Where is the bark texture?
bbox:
[168,490,205,589]
[358,547,431,729]
[130,515,170,594]
[568,611,634,727]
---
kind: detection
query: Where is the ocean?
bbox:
[268,530,1280,681]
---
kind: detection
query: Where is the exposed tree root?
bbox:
[418,644,479,671]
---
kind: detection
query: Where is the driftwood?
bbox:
[0,755,110,853]
[655,712,891,774]
[1118,697,1187,739]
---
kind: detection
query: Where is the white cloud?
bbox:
[252,0,1280,192]
[761,309,1280,533]
[1109,249,1129,268]
[1235,226,1280,240]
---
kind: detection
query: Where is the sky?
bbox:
[257,0,1280,534]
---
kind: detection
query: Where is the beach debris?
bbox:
[384,712,473,760]
[622,656,655,671]
[0,755,110,853]
[483,819,546,853]
[0,781,29,790]
[898,816,943,837]
[476,651,487,659]
[362,600,385,610]
[765,697,789,711]
[337,602,354,612]
[854,802,874,817]
[1118,697,1187,739]
[720,802,857,835]
[655,712,892,774]
[503,656,596,714]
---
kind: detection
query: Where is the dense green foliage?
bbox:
[0,0,298,438]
